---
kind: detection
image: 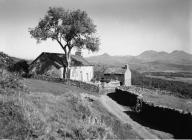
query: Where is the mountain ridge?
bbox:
[86,50,192,72]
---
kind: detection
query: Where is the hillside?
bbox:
[0,52,32,68]
[0,70,141,139]
[86,50,192,72]
[0,52,15,67]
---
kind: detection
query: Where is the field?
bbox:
[132,70,192,99]
[146,75,192,84]
[144,71,192,84]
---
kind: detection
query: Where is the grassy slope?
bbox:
[22,78,90,96]
[0,73,140,140]
[22,79,140,139]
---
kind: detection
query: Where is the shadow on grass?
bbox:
[124,110,184,138]
[107,92,136,107]
[107,92,192,139]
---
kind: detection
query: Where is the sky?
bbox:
[0,0,191,59]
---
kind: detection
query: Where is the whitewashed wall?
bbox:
[69,66,94,82]
[124,66,131,86]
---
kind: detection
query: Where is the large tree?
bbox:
[29,7,99,79]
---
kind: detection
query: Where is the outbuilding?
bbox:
[104,65,131,86]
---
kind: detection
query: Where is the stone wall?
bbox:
[140,101,192,138]
[114,86,192,138]
[114,87,139,107]
[103,80,120,89]
[45,65,63,78]
[104,74,124,85]
[31,75,100,93]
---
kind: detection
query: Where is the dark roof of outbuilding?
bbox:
[104,67,126,75]
[31,52,92,67]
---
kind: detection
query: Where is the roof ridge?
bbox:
[31,52,92,66]
[42,52,81,57]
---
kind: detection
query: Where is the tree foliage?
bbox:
[29,7,100,78]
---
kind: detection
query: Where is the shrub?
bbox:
[8,60,29,76]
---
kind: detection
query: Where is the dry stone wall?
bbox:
[115,87,139,107]
[115,86,192,138]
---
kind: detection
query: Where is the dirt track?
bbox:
[99,95,159,139]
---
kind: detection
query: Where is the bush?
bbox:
[8,60,29,76]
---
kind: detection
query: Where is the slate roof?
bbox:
[104,67,126,75]
[31,52,92,67]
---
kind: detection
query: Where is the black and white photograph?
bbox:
[0,0,192,139]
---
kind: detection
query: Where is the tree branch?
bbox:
[56,39,66,53]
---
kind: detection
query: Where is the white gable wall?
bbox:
[69,66,94,82]
[60,67,64,78]
[124,67,131,86]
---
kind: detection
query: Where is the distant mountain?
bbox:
[136,50,169,62]
[86,53,133,66]
[86,50,192,72]
[136,50,192,64]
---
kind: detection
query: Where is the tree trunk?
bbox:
[63,53,70,79]
[63,67,66,79]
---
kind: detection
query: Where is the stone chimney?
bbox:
[75,48,83,57]
[124,64,129,69]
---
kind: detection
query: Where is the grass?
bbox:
[23,78,96,96]
[0,70,140,139]
[91,100,141,139]
[146,75,192,84]
[0,87,113,139]
[0,70,28,95]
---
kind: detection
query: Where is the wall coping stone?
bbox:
[116,86,192,115]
